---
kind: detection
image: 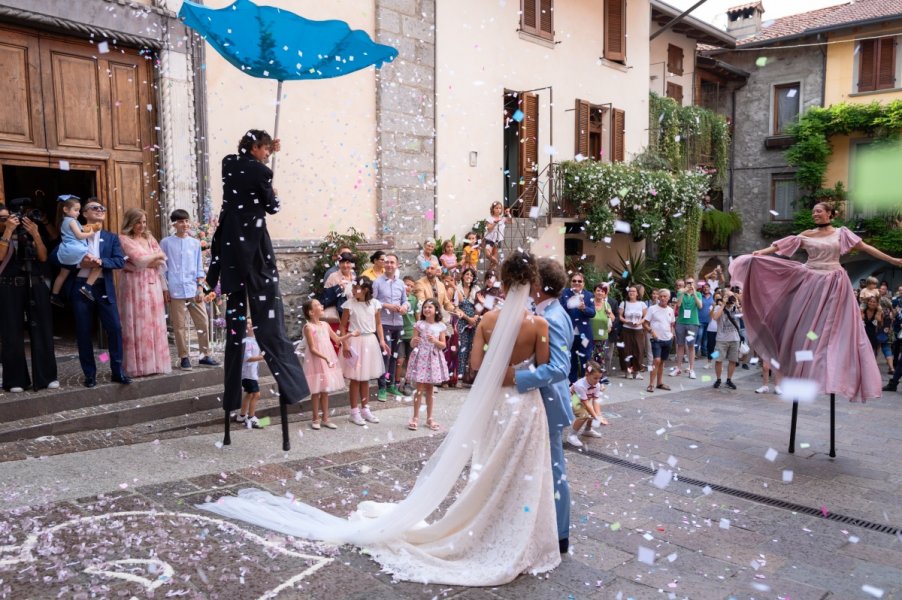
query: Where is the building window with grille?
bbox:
[772,82,800,135]
[666,82,684,105]
[575,99,609,161]
[771,175,800,221]
[857,37,896,92]
[521,0,554,41]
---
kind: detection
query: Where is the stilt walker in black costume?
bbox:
[205,130,309,450]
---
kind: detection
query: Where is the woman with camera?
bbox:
[0,203,58,392]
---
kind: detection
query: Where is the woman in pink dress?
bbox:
[730,202,902,401]
[119,208,172,377]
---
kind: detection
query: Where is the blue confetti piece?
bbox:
[523,505,530,512]
[512,109,524,122]
[622,271,629,278]
[710,351,720,359]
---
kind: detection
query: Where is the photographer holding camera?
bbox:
[0,200,58,392]
[710,289,742,390]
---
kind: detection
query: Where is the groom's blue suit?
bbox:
[514,298,575,542]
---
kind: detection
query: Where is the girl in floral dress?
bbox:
[405,299,449,431]
[302,299,354,430]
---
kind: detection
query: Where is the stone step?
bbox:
[0,365,225,422]
[0,378,279,443]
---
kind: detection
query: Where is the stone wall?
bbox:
[717,44,825,256]
[374,0,436,250]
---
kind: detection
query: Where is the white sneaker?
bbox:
[755,385,770,394]
[669,367,681,377]
[9,387,24,393]
[566,433,584,447]
[349,410,366,426]
[688,370,697,380]
[245,416,262,429]
[775,386,783,395]
[47,381,60,389]
[582,428,602,438]
[634,372,644,380]
[361,407,380,424]
[703,363,712,369]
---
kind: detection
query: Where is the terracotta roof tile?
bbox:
[809,0,902,32]
[726,1,763,15]
[736,4,846,45]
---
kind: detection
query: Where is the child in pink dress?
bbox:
[302,299,354,430]
[340,277,390,426]
[405,299,449,431]
[439,240,458,276]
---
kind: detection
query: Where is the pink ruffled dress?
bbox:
[729,227,881,402]
[302,322,346,394]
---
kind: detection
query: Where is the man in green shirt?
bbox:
[670,277,703,379]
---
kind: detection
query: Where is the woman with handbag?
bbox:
[118,208,172,377]
[455,267,481,385]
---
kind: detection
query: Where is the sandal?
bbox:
[426,418,440,431]
[310,420,321,430]
[408,418,418,431]
[646,385,654,393]
[656,384,671,391]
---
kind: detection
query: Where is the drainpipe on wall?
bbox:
[432,0,438,237]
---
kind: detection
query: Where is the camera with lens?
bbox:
[726,295,736,306]
[8,197,43,224]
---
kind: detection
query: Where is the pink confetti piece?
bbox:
[98,352,110,363]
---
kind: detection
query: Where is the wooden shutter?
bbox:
[521,0,538,35]
[667,44,683,76]
[877,37,896,90]
[858,39,876,92]
[519,92,539,213]
[666,82,684,105]
[539,0,554,39]
[604,0,626,63]
[611,108,625,163]
[575,99,590,157]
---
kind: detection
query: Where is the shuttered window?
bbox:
[666,82,684,105]
[604,0,626,63]
[611,108,625,162]
[519,92,540,212]
[858,37,896,92]
[667,44,683,76]
[575,99,607,160]
[521,0,554,41]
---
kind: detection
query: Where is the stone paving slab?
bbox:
[0,370,900,598]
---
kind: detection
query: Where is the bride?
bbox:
[198,251,561,585]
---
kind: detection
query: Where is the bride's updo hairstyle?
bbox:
[500,250,538,289]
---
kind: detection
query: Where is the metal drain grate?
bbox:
[576,447,902,536]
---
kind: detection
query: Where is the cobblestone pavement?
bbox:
[0,369,900,599]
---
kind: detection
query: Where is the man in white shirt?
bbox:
[643,289,675,392]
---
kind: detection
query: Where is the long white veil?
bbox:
[198,283,532,545]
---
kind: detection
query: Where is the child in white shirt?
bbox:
[565,361,606,448]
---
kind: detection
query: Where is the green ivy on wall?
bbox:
[648,93,731,189]
[701,208,742,247]
[786,100,902,192]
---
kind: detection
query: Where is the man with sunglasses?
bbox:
[559,272,596,382]
[63,199,131,388]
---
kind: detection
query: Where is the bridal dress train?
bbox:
[729,227,881,402]
[198,284,561,586]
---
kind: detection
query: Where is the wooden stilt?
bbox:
[223,411,231,446]
[829,393,836,458]
[280,400,290,451]
[788,399,799,453]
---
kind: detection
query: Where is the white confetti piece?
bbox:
[637,546,655,565]
[59,160,70,171]
[782,470,794,483]
[769,210,779,216]
[667,455,678,467]
[849,535,860,543]
[719,518,730,529]
[702,485,712,495]
[765,448,778,462]
[613,220,631,234]
[652,468,673,489]
[656,427,666,436]
[98,41,110,54]
[667,552,678,562]
[862,584,884,598]
[751,582,771,592]
[779,378,819,403]
[795,349,814,362]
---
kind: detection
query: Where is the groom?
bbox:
[511,258,574,553]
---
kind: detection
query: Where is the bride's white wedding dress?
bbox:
[198,284,560,586]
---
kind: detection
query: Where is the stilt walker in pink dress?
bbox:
[730,202,902,455]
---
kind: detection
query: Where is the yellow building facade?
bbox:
[822,21,902,205]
